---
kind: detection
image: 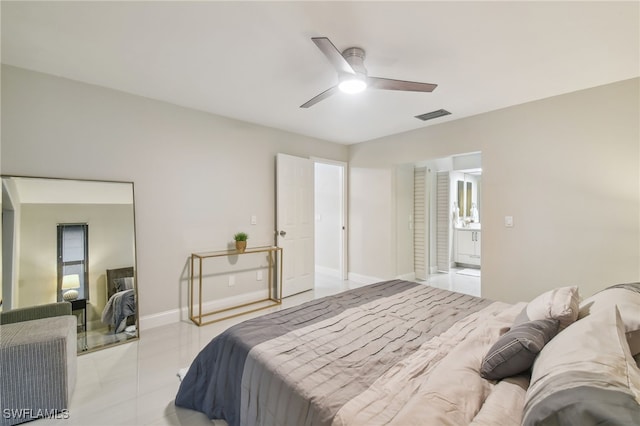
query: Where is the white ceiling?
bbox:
[2,1,638,145]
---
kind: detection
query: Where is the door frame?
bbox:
[311,157,348,280]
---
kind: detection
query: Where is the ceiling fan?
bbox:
[300,37,438,108]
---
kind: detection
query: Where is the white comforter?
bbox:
[331,301,528,425]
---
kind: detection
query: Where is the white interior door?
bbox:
[276,153,314,297]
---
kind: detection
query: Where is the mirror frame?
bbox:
[1,175,139,354]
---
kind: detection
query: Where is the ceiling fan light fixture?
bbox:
[338,75,367,94]
[301,37,437,108]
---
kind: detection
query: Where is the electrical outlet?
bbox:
[228,275,236,287]
[256,270,263,281]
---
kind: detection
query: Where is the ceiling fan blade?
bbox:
[300,85,339,108]
[312,37,356,75]
[367,76,437,92]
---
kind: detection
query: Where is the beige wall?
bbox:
[3,63,638,313]
[348,167,395,280]
[1,65,349,320]
[349,78,640,303]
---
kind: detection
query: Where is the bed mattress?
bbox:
[175,280,526,426]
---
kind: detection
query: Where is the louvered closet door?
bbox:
[436,172,450,272]
[414,167,427,280]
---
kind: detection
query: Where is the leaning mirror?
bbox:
[1,176,138,353]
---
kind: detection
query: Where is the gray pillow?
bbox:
[480,318,560,380]
[114,276,135,292]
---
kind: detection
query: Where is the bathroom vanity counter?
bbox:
[455,227,481,266]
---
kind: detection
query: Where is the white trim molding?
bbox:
[315,265,341,279]
[139,289,269,331]
[347,272,385,285]
[396,272,416,281]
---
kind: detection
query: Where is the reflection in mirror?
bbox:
[457,181,473,218]
[456,171,481,223]
[1,176,138,353]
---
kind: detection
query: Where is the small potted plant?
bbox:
[233,232,249,253]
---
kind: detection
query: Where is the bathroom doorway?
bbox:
[412,152,482,280]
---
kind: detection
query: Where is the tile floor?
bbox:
[32,270,480,425]
[77,327,138,354]
[420,267,482,297]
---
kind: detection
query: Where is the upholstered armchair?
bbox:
[0,301,72,324]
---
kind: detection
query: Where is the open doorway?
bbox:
[314,159,347,281]
[410,153,482,296]
[275,154,347,297]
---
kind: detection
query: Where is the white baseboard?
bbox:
[315,265,341,279]
[429,266,439,274]
[139,289,269,331]
[348,272,416,284]
[139,308,181,331]
[347,272,385,285]
[396,272,416,281]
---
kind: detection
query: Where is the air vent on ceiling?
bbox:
[415,109,451,121]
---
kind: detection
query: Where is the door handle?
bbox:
[279,230,287,237]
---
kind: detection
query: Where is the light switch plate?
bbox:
[505,216,514,227]
[250,215,257,225]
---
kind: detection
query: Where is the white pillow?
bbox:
[514,286,579,330]
[523,306,640,425]
[579,283,640,355]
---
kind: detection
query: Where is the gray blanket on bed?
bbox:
[101,289,135,333]
[175,280,500,426]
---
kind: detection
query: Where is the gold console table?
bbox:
[189,246,283,326]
